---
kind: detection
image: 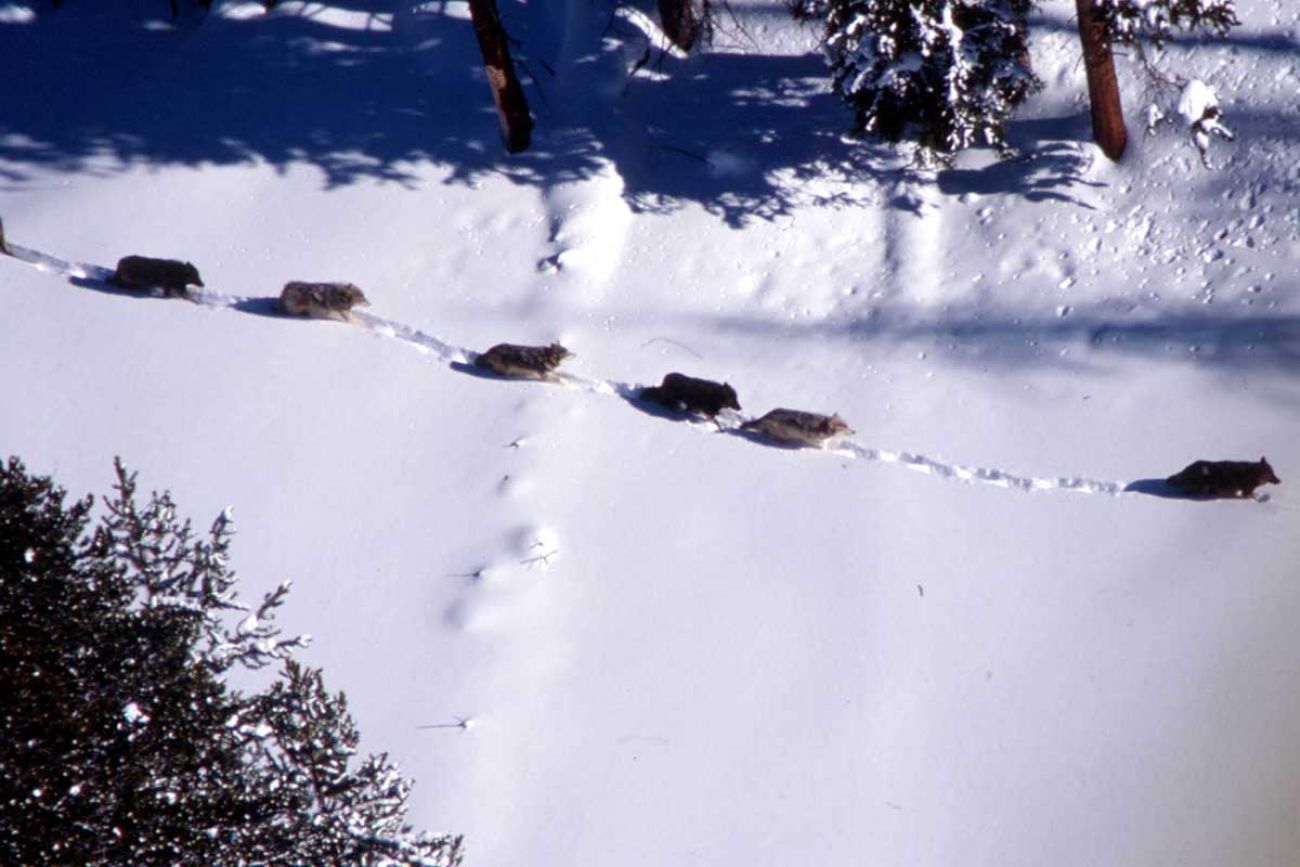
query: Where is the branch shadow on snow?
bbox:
[0,0,1104,226]
[937,114,1105,207]
[0,0,504,190]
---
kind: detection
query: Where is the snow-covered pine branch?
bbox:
[1096,0,1238,46]
[820,0,1040,163]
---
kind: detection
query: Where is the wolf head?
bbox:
[1259,457,1281,485]
[344,284,369,307]
[182,261,204,287]
[822,413,854,437]
[719,383,740,411]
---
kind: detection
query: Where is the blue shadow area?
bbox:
[0,0,1102,223]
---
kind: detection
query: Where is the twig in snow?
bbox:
[520,546,558,568]
[418,717,474,731]
[639,336,704,359]
[647,142,714,167]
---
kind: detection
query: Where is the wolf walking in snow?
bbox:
[741,409,854,448]
[640,372,741,422]
[1165,457,1280,498]
[279,282,369,321]
[110,255,204,297]
[474,343,574,380]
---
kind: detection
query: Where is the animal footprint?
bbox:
[443,525,561,631]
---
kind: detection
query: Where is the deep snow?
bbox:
[2,0,1299,864]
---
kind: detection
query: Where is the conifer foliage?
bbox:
[820,0,1040,162]
[0,457,463,867]
[1096,0,1237,46]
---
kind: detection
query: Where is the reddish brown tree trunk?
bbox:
[1075,0,1127,160]
[657,0,701,52]
[467,0,534,154]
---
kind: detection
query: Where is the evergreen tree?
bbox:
[0,457,463,867]
[820,0,1040,163]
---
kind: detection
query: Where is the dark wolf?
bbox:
[640,372,740,419]
[111,256,204,297]
[1165,457,1280,498]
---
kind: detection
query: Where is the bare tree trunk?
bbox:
[1075,0,1127,160]
[657,0,701,52]
[467,0,534,154]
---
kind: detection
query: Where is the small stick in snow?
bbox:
[521,549,558,568]
[418,717,474,731]
[639,336,703,359]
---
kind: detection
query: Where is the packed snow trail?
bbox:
[1,238,1128,497]
[837,443,1123,495]
[4,241,108,281]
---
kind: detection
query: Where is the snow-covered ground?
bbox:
[3,0,1299,864]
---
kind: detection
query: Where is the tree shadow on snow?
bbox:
[937,114,1105,207]
[0,0,1105,226]
[697,303,1300,374]
[0,0,504,189]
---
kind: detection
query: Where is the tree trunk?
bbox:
[467,0,534,154]
[1075,0,1127,160]
[657,0,701,52]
